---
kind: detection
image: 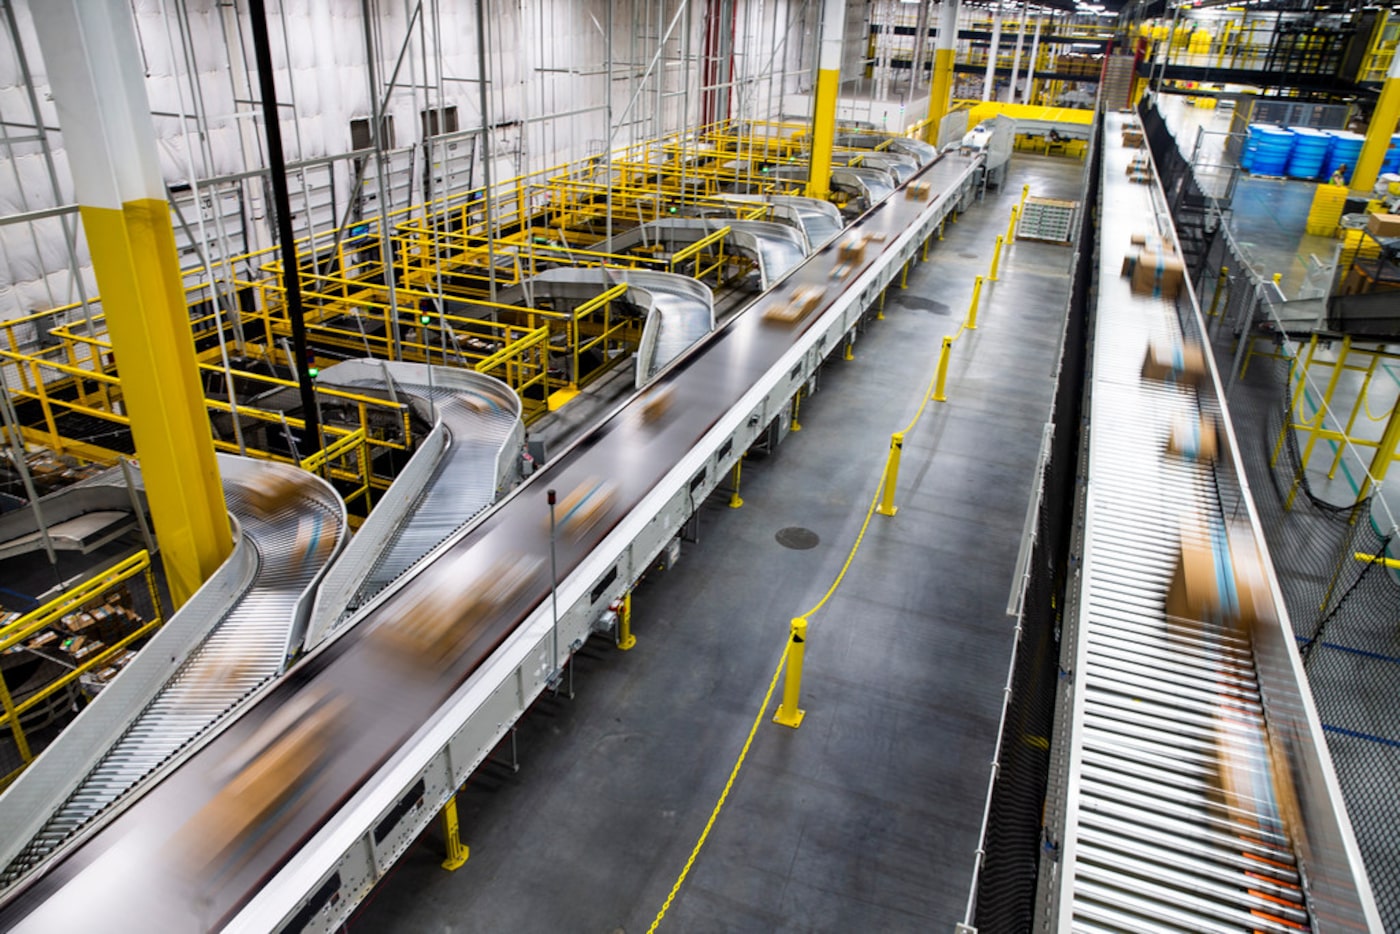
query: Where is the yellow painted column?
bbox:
[33,1,231,606]
[924,0,960,144]
[806,0,846,201]
[1353,48,1400,193]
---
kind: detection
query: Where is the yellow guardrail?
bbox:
[0,551,164,789]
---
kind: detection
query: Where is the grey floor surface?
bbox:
[350,154,1082,934]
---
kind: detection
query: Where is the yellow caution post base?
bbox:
[548,385,580,410]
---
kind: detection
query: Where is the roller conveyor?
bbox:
[0,455,346,890]
[305,361,522,648]
[0,151,982,932]
[1039,112,1379,933]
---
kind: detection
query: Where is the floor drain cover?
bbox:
[776,527,820,550]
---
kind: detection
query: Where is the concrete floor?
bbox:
[351,153,1081,933]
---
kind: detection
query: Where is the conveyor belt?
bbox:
[0,151,983,932]
[0,455,345,890]
[1046,112,1377,932]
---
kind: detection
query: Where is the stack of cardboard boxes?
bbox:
[25,585,146,686]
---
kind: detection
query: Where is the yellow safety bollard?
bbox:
[729,458,744,509]
[791,389,803,432]
[877,432,903,517]
[1007,205,1019,244]
[967,275,985,330]
[617,590,637,650]
[1020,183,1030,209]
[440,794,470,870]
[989,235,1004,282]
[1209,266,1229,318]
[773,617,808,728]
[932,336,953,402]
[1272,272,1282,287]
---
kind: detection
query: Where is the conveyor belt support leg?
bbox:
[440,794,470,870]
[617,591,637,651]
[773,617,808,729]
[791,390,804,432]
[729,458,744,509]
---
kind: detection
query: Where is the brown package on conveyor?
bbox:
[1130,249,1185,299]
[1167,414,1219,462]
[905,181,931,202]
[764,285,825,325]
[1141,337,1206,385]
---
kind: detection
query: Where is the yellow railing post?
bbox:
[773,617,808,728]
[0,672,32,767]
[617,591,637,650]
[967,276,985,330]
[1209,266,1229,318]
[877,432,903,517]
[989,235,1005,281]
[440,794,470,870]
[729,458,744,509]
[933,336,953,402]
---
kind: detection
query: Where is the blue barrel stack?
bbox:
[1245,125,1295,176]
[1286,126,1329,179]
[1322,130,1364,181]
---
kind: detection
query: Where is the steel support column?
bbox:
[806,0,845,200]
[925,0,959,144]
[31,0,231,607]
[1353,49,1400,192]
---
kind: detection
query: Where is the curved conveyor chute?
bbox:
[836,134,939,166]
[506,267,716,390]
[594,217,808,292]
[835,151,920,184]
[304,361,522,650]
[0,469,146,562]
[0,455,346,887]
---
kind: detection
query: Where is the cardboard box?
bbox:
[28,630,59,650]
[1166,533,1217,622]
[1121,252,1138,278]
[1142,338,1207,385]
[1130,232,1148,246]
[905,181,930,202]
[1122,129,1144,147]
[1131,249,1185,300]
[837,237,867,265]
[764,285,825,324]
[1366,212,1400,238]
[1168,414,1219,462]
